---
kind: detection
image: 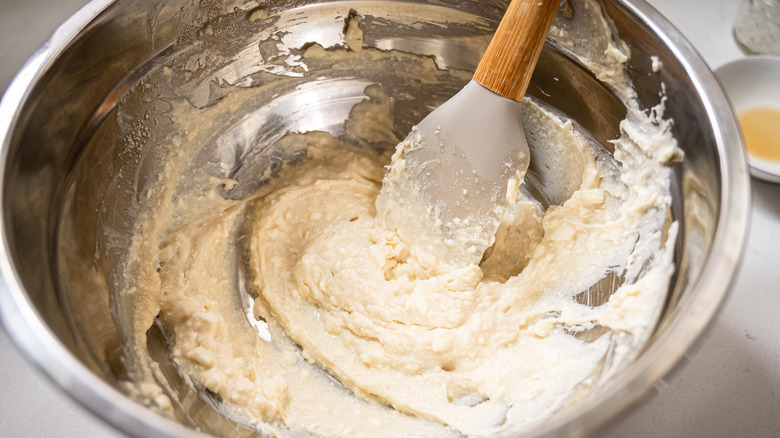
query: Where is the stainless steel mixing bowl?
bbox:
[0,0,750,436]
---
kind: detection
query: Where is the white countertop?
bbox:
[1,0,778,436]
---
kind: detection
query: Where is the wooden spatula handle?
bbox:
[473,0,560,102]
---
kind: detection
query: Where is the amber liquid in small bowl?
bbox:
[738,107,780,162]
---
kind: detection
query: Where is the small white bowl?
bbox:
[715,56,780,183]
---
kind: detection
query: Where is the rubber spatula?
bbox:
[376,0,560,267]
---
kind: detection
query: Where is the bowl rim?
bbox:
[0,0,752,437]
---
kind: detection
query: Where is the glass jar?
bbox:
[733,0,780,55]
